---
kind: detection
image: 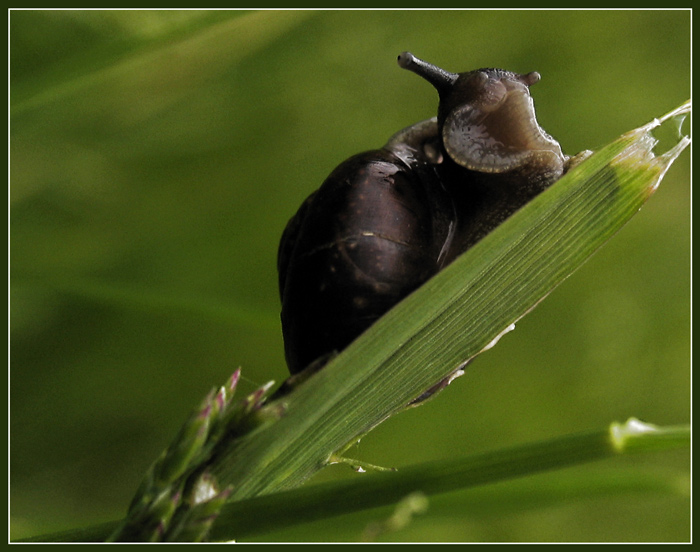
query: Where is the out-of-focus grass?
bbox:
[10,9,689,542]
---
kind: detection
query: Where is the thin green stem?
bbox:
[209,419,689,541]
[18,420,689,543]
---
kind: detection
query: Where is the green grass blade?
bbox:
[19,419,689,542]
[210,101,690,499]
[10,10,313,118]
[208,419,689,541]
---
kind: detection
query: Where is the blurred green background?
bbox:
[10,9,690,542]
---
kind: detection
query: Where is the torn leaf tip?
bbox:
[610,417,658,452]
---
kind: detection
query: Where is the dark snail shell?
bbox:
[278,53,570,377]
[278,120,454,374]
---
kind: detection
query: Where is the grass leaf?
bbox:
[210,101,690,499]
[19,419,689,542]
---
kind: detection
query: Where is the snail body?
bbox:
[279,53,573,377]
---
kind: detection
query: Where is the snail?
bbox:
[278,52,582,382]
